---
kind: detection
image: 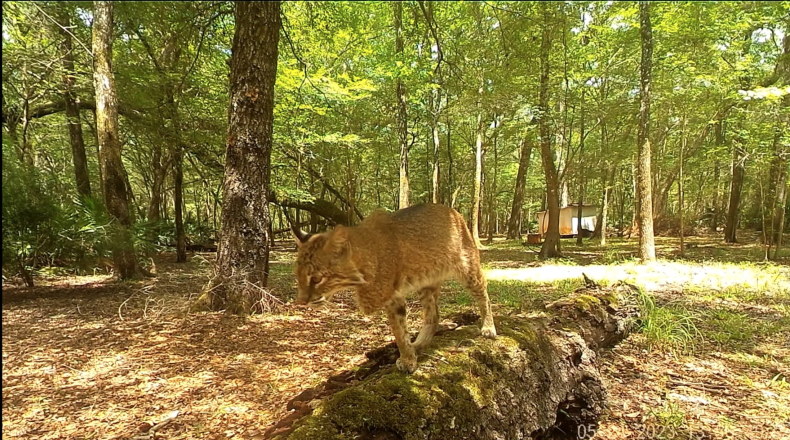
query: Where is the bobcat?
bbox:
[292,203,496,373]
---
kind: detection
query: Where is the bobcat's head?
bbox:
[293,226,366,307]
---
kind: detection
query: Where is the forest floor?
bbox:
[2,232,789,440]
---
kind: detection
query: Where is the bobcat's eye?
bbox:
[310,275,323,285]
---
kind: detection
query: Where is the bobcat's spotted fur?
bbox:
[293,203,496,373]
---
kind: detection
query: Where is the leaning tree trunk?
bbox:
[262,280,640,440]
[507,138,533,240]
[538,4,561,259]
[92,0,137,279]
[199,1,280,314]
[636,2,656,260]
[56,5,91,198]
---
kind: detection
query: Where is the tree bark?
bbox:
[636,2,656,260]
[395,2,410,209]
[201,1,280,314]
[486,130,498,245]
[174,149,187,262]
[538,4,562,259]
[710,122,724,232]
[507,138,533,240]
[576,90,587,246]
[92,1,137,279]
[724,141,746,244]
[471,98,485,249]
[598,165,615,246]
[56,5,91,198]
[263,281,640,440]
[679,117,686,256]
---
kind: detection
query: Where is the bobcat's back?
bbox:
[293,203,483,313]
[348,204,481,311]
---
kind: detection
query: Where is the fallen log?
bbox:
[263,280,640,440]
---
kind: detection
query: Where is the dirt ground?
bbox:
[2,233,788,439]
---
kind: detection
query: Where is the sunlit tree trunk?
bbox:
[507,138,533,239]
[710,122,724,232]
[486,130,498,245]
[471,96,484,249]
[56,5,91,198]
[395,2,410,209]
[93,0,137,279]
[636,2,656,261]
[679,117,686,256]
[202,1,280,314]
[538,3,561,259]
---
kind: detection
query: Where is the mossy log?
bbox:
[263,281,640,440]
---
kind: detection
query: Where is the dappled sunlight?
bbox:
[485,260,790,295]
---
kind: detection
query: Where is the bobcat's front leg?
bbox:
[385,295,417,373]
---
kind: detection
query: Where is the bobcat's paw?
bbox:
[481,325,497,339]
[396,356,418,374]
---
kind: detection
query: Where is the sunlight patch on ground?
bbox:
[484,260,790,294]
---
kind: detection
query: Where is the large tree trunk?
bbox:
[636,2,656,260]
[507,138,533,240]
[56,5,91,198]
[200,1,280,314]
[395,2,410,209]
[538,4,561,259]
[92,1,137,279]
[263,280,640,440]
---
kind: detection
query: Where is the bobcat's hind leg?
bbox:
[464,267,497,339]
[412,285,440,352]
[385,295,418,373]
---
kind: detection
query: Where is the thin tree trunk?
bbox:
[576,90,586,246]
[56,5,91,198]
[395,2,410,209]
[724,141,746,243]
[175,149,186,262]
[599,165,615,246]
[447,116,454,207]
[486,130,498,244]
[679,117,686,256]
[710,123,723,232]
[432,114,441,204]
[201,1,280,314]
[538,3,561,259]
[92,0,137,279]
[471,91,485,249]
[636,2,656,260]
[774,188,789,260]
[507,138,533,240]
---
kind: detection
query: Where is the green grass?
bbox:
[636,287,702,353]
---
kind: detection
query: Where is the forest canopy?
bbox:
[2,1,789,285]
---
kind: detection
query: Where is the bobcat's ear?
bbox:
[329,225,350,253]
